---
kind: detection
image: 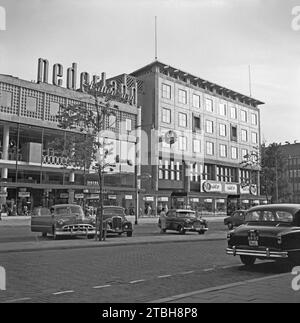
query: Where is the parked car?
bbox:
[224,210,248,230]
[158,209,208,234]
[227,204,300,265]
[31,204,96,239]
[102,206,133,237]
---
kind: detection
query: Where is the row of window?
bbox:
[161,108,258,144]
[161,135,253,160]
[161,83,258,125]
[159,160,252,183]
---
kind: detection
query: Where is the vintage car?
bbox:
[227,204,300,265]
[102,206,133,237]
[158,209,208,234]
[224,210,248,230]
[31,204,96,239]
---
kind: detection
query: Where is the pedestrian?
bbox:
[159,207,167,233]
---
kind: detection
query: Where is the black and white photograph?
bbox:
[0,0,300,308]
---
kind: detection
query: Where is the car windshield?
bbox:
[103,208,125,219]
[245,210,294,223]
[176,211,196,218]
[54,206,84,217]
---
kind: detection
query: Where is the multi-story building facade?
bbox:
[0,59,139,215]
[131,61,266,216]
[280,143,300,203]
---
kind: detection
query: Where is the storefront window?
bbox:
[216,199,226,214]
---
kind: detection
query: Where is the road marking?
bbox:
[52,290,74,295]
[4,297,31,303]
[93,284,111,289]
[158,275,172,278]
[203,268,215,272]
[129,279,146,284]
[179,271,194,275]
[149,272,289,303]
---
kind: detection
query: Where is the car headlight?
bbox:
[57,219,65,226]
[277,235,282,245]
[124,225,128,229]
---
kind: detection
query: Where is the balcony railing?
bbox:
[42,154,69,166]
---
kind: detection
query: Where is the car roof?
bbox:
[52,204,82,208]
[103,206,124,209]
[248,204,300,215]
[171,209,195,212]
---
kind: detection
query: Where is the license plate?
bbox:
[249,240,258,247]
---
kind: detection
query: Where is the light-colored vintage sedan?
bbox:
[31,204,96,239]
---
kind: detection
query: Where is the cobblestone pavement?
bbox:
[0,239,297,303]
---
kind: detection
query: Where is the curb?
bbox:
[0,234,226,254]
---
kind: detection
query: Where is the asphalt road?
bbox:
[0,222,226,243]
[0,239,293,303]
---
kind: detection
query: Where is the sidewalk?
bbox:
[152,272,300,303]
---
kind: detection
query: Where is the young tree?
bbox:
[52,80,118,241]
[260,143,293,203]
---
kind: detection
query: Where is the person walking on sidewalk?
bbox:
[159,208,167,233]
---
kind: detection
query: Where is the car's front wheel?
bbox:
[240,255,256,266]
[198,230,206,235]
[127,231,133,237]
[178,225,186,235]
[42,232,47,238]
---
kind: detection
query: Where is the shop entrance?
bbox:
[227,195,240,216]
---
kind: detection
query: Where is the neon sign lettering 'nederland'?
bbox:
[36,58,137,104]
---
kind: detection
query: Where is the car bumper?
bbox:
[184,227,208,232]
[55,229,96,236]
[226,247,288,259]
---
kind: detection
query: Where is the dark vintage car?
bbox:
[158,209,208,234]
[227,204,300,265]
[224,210,248,230]
[102,206,133,237]
[31,204,96,239]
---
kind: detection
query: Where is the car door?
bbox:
[31,207,53,233]
[166,210,175,230]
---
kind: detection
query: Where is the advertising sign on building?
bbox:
[157,197,169,202]
[108,195,117,200]
[75,194,84,199]
[125,195,133,200]
[18,192,30,198]
[60,193,69,199]
[201,181,222,193]
[224,184,238,194]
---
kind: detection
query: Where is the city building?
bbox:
[131,60,266,216]
[280,143,300,203]
[0,59,139,215]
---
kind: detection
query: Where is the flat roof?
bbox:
[131,60,264,106]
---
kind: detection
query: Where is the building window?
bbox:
[193,94,201,108]
[219,103,227,116]
[193,139,201,153]
[240,169,250,184]
[241,149,248,160]
[126,119,132,131]
[108,114,117,128]
[206,142,214,155]
[162,108,171,124]
[251,132,258,144]
[230,106,237,119]
[231,147,238,160]
[162,83,171,99]
[217,166,238,182]
[202,164,215,180]
[178,136,187,151]
[190,162,201,182]
[219,144,227,158]
[205,98,213,112]
[205,120,214,134]
[219,124,227,137]
[241,110,247,122]
[178,89,187,104]
[230,125,237,142]
[241,129,248,142]
[178,112,187,127]
[251,113,258,125]
[193,116,201,132]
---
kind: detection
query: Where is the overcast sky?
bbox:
[0,0,299,144]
